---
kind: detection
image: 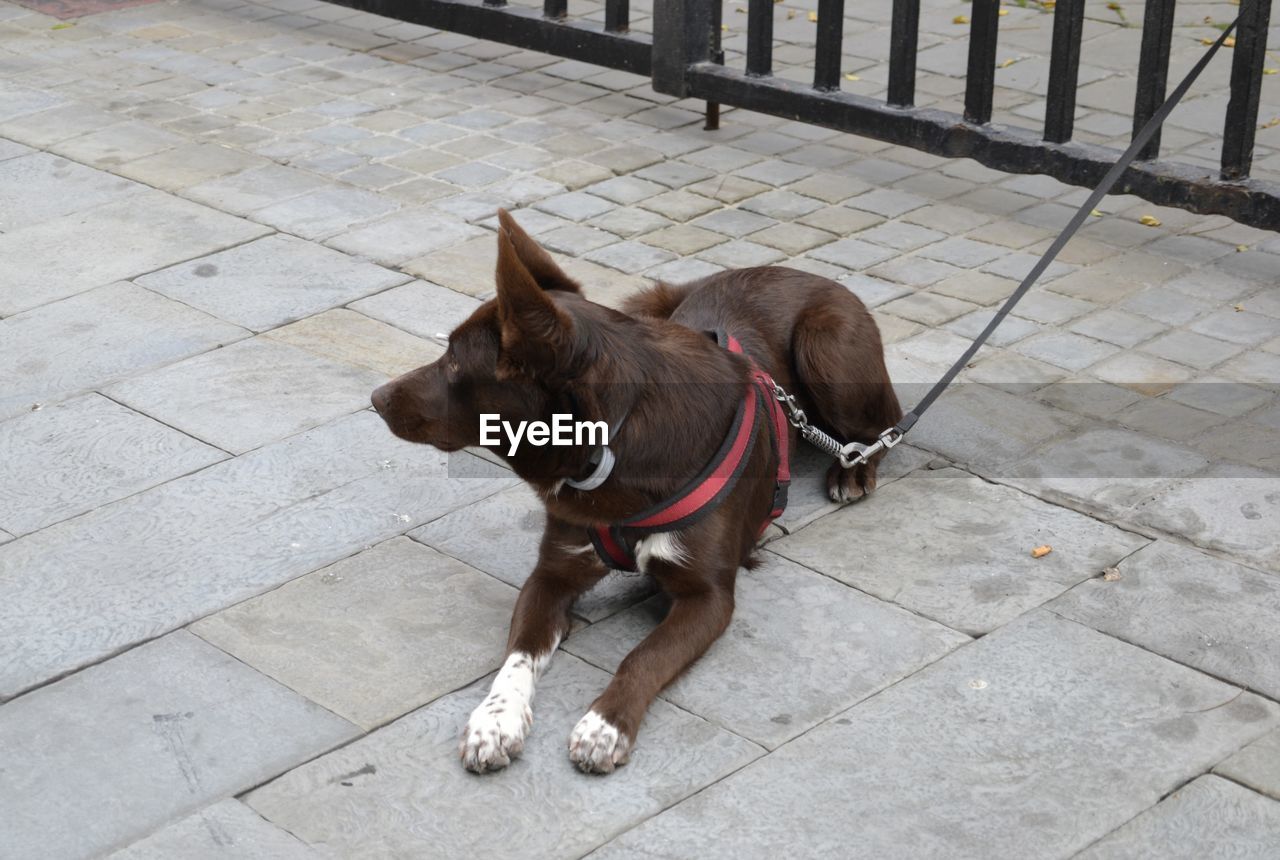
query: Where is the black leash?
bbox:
[830,18,1241,467]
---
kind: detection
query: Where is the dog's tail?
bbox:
[621,281,695,320]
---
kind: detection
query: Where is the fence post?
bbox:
[1221,0,1273,180]
[652,0,713,97]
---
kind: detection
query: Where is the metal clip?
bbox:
[837,427,904,469]
[771,382,808,430]
[773,379,905,469]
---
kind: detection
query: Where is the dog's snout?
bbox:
[371,383,392,415]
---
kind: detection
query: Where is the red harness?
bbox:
[588,331,791,572]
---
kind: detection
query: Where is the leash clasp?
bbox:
[770,382,808,429]
[838,427,903,469]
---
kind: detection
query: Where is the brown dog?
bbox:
[371,210,900,774]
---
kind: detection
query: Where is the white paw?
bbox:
[459,693,533,774]
[568,710,631,774]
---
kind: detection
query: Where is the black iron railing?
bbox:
[323,0,1280,232]
[325,0,651,75]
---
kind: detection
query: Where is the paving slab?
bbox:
[244,653,762,859]
[771,469,1149,635]
[0,631,358,860]
[0,412,514,699]
[0,151,145,230]
[401,234,497,295]
[43,105,181,153]
[115,141,273,191]
[410,483,655,622]
[1129,463,1280,572]
[253,185,399,239]
[350,278,483,344]
[0,190,270,315]
[0,281,248,422]
[104,337,387,454]
[1051,540,1280,700]
[1077,776,1280,860]
[108,799,322,860]
[194,537,515,730]
[136,233,409,332]
[182,163,332,216]
[0,84,69,123]
[1005,427,1210,517]
[0,393,225,536]
[903,383,1083,470]
[591,612,1278,860]
[565,552,968,748]
[0,138,32,161]
[264,308,444,377]
[1218,728,1280,801]
[324,206,487,265]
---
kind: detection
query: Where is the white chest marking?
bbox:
[635,532,688,570]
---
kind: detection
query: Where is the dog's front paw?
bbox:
[568,710,632,774]
[459,696,533,773]
[826,460,877,503]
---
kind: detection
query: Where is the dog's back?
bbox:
[626,266,901,502]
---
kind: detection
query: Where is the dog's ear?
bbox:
[494,223,575,381]
[497,208,580,294]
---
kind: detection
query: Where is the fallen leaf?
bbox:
[999,9,1009,15]
[51,22,75,29]
[1261,117,1280,129]
[954,14,970,24]
[735,5,745,11]
[1102,567,1121,582]
[999,57,1017,68]
[1106,1,1120,9]
[1139,214,1162,227]
[1225,36,1236,47]
[1265,69,1279,76]
[1031,545,1052,559]
[1236,244,1249,252]
[1234,304,1246,312]
[1090,208,1104,217]
[808,11,818,22]
[843,73,860,81]
[1041,0,1056,9]
[721,23,730,31]
[1201,37,1214,45]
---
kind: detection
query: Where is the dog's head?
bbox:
[371,210,613,456]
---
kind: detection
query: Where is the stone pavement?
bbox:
[0,0,1278,856]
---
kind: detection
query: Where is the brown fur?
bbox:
[371,210,900,772]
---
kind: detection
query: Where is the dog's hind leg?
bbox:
[568,548,736,774]
[459,516,608,774]
[792,300,903,503]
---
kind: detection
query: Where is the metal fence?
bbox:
[325,0,1280,231]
